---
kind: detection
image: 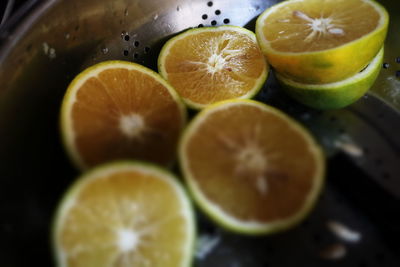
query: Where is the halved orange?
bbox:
[158,26,269,109]
[60,61,186,170]
[53,161,195,267]
[256,0,388,84]
[179,99,325,234]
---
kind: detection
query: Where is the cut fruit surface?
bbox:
[179,99,325,234]
[53,161,195,267]
[277,47,384,110]
[158,26,268,109]
[256,0,388,83]
[60,61,186,170]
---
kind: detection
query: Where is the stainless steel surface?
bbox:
[1,0,15,26]
[0,0,399,266]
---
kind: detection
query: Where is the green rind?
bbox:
[52,161,197,267]
[60,60,187,171]
[277,47,384,110]
[158,26,269,110]
[255,0,389,84]
[179,99,325,235]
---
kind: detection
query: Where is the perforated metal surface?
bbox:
[0,0,399,266]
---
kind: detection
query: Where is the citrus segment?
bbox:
[180,100,325,234]
[61,61,186,170]
[53,161,195,267]
[256,0,388,83]
[277,47,384,110]
[158,26,268,109]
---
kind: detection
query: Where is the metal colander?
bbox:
[0,0,399,266]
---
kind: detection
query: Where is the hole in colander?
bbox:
[382,172,391,180]
[144,46,150,54]
[329,116,337,122]
[133,53,139,59]
[207,1,213,7]
[301,219,311,228]
[265,246,275,254]
[312,233,323,244]
[383,63,389,69]
[215,9,221,15]
[134,41,140,47]
[123,50,129,56]
[375,252,386,262]
[396,57,400,63]
[124,35,130,41]
[223,18,230,24]
[198,24,204,28]
[375,158,383,166]
[211,20,217,26]
[395,70,400,77]
[202,14,208,20]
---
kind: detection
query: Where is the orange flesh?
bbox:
[58,170,190,266]
[163,30,267,105]
[263,0,380,52]
[71,68,183,167]
[185,104,320,222]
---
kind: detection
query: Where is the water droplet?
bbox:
[328,28,345,35]
[49,48,56,59]
[101,47,109,54]
[301,113,311,120]
[64,33,70,39]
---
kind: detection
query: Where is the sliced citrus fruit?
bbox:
[60,60,186,170]
[53,161,195,267]
[179,99,325,234]
[255,0,388,84]
[158,26,269,109]
[277,47,384,110]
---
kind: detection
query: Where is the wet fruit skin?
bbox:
[277,47,384,110]
[256,0,389,84]
[263,27,387,84]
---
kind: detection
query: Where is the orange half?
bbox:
[256,0,388,83]
[158,26,268,109]
[53,161,195,267]
[180,99,325,234]
[60,61,186,170]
